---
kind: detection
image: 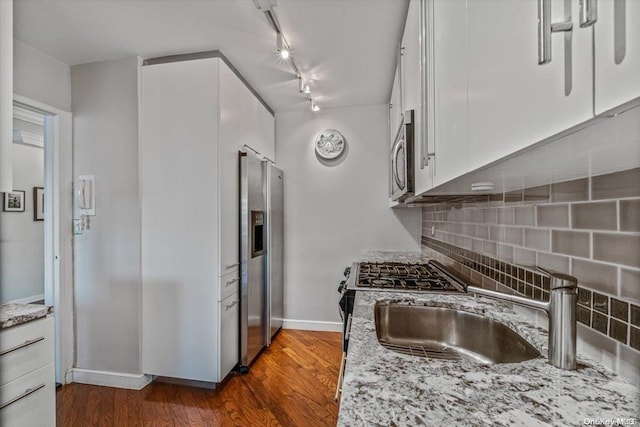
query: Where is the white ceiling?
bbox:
[14,0,408,113]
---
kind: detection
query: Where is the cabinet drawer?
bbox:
[0,317,54,386]
[219,292,239,380]
[219,270,240,301]
[0,362,55,427]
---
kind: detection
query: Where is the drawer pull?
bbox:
[0,336,45,357]
[225,263,239,270]
[0,383,46,410]
[224,300,239,311]
[225,278,239,287]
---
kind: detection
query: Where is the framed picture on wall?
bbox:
[34,187,44,221]
[3,190,26,212]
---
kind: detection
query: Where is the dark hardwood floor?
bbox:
[56,330,342,426]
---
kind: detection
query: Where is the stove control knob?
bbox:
[337,280,346,293]
[343,267,351,278]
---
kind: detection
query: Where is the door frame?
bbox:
[14,94,74,384]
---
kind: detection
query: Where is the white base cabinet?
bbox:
[0,317,55,427]
[141,53,274,384]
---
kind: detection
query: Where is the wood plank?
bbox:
[56,330,341,426]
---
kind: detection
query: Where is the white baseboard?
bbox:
[282,319,342,332]
[70,368,153,390]
[9,293,45,304]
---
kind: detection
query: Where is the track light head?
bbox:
[277,33,290,59]
[311,102,320,112]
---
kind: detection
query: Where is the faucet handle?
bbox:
[536,266,578,290]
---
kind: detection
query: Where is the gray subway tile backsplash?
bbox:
[524,228,551,251]
[592,168,640,200]
[551,178,589,203]
[620,199,640,232]
[514,206,536,226]
[571,258,618,295]
[552,230,590,258]
[593,233,640,268]
[537,204,569,228]
[572,201,617,230]
[620,268,640,302]
[420,167,640,376]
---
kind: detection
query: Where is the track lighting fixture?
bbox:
[257,1,320,111]
[277,33,290,59]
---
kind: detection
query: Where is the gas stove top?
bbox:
[349,261,465,292]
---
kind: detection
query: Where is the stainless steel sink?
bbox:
[374,303,541,364]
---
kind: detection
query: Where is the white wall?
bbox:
[71,56,142,374]
[276,105,422,328]
[14,39,71,111]
[0,119,44,302]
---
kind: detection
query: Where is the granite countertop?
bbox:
[337,251,640,426]
[0,303,53,329]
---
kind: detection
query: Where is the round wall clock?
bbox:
[315,129,345,160]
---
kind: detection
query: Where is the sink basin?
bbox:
[374,303,541,364]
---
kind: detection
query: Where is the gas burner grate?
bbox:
[356,262,460,291]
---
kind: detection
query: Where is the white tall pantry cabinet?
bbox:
[140,53,274,383]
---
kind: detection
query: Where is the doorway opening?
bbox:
[1,95,74,385]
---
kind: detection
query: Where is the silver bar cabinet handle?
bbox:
[224,300,239,311]
[225,277,239,287]
[224,263,239,270]
[0,336,45,357]
[579,0,597,27]
[538,0,574,65]
[0,384,46,410]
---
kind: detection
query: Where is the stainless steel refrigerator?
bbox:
[239,153,284,371]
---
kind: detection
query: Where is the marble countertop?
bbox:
[0,303,53,329]
[337,251,640,426]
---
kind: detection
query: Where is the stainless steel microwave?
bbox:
[390,110,415,201]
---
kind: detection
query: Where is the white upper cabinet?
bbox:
[594,0,640,114]
[401,0,420,113]
[467,0,593,172]
[237,82,275,162]
[430,0,469,187]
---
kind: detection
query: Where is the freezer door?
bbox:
[266,164,284,344]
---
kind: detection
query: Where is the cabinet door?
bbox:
[218,63,241,277]
[401,0,421,112]
[0,363,55,427]
[257,103,275,162]
[431,0,469,187]
[413,0,433,195]
[141,58,219,382]
[0,317,54,386]
[218,292,239,381]
[467,0,593,172]
[594,0,640,114]
[237,82,261,155]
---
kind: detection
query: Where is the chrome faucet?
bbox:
[466,267,578,370]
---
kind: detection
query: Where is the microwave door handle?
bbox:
[392,138,404,189]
